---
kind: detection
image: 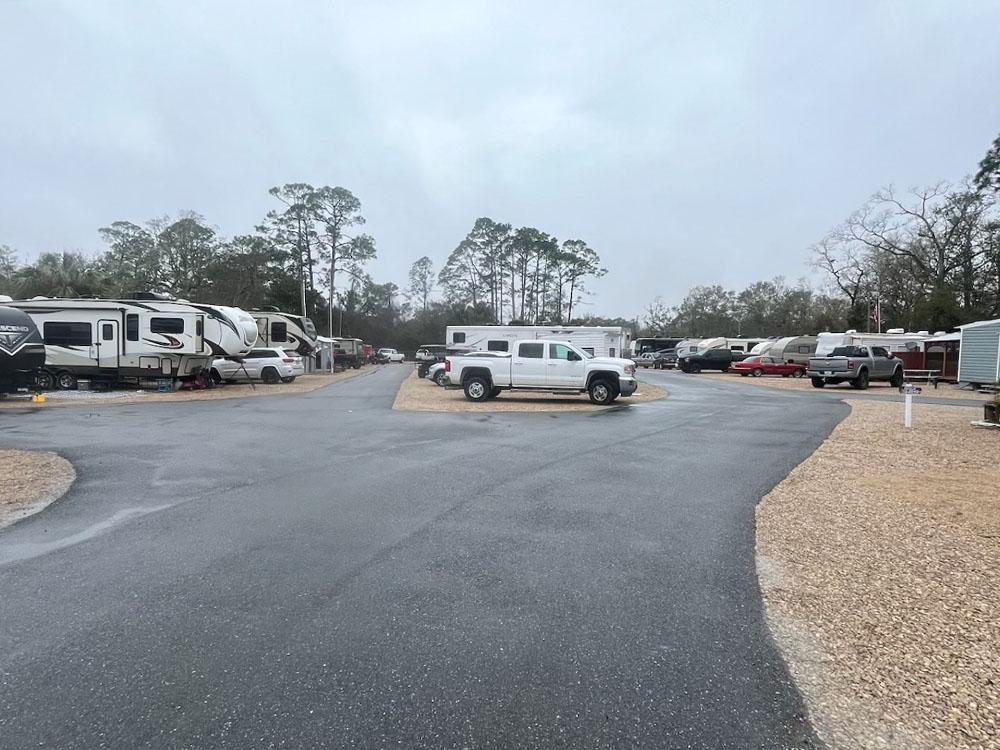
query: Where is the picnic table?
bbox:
[903,369,941,389]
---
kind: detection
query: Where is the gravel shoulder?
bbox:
[757,399,999,749]
[393,370,667,412]
[0,368,372,409]
[1,450,76,528]
[697,371,986,400]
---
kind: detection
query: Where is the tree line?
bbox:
[644,131,1000,338]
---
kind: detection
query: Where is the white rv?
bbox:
[445,325,631,359]
[814,329,929,357]
[189,304,259,358]
[763,336,817,364]
[251,309,319,355]
[10,297,217,389]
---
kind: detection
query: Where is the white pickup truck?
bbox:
[445,340,638,404]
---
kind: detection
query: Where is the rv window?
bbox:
[518,342,544,359]
[126,314,139,341]
[609,348,615,357]
[43,322,92,347]
[797,345,811,353]
[196,318,204,337]
[271,321,288,342]
[151,317,185,334]
[582,347,595,356]
[487,340,509,352]
[102,323,114,341]
[453,332,466,343]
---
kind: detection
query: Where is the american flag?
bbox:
[870,299,881,326]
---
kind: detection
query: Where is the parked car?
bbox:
[376,348,405,363]
[211,347,301,384]
[446,340,637,405]
[415,344,447,362]
[731,355,807,378]
[634,352,659,368]
[677,348,733,373]
[807,345,904,389]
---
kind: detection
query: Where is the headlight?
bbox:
[624,365,634,375]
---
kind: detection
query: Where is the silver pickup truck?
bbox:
[807,345,904,389]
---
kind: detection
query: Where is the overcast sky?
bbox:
[2,0,999,318]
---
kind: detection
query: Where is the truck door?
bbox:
[96,319,120,369]
[547,342,586,388]
[871,346,890,376]
[512,342,546,386]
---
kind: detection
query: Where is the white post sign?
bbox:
[902,383,921,427]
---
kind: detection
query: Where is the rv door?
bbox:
[195,315,206,353]
[97,319,120,369]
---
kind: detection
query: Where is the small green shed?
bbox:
[957,318,1000,386]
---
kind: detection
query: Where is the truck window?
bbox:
[549,343,573,360]
[487,340,508,351]
[872,346,889,357]
[453,332,466,343]
[518,342,544,359]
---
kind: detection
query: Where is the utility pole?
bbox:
[328,260,335,373]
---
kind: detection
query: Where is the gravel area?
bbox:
[757,400,999,749]
[0,368,372,409]
[0,450,76,528]
[696,371,987,400]
[393,370,667,412]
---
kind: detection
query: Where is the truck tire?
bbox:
[463,376,490,402]
[850,369,870,390]
[261,367,280,384]
[810,377,825,388]
[588,379,617,405]
[889,368,904,388]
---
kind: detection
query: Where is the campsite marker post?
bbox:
[902,383,921,428]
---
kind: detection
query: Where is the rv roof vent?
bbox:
[916,330,929,336]
[0,294,13,303]
[934,331,946,336]
[845,329,857,334]
[886,327,905,335]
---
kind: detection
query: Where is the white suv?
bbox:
[212,347,301,384]
[377,348,405,363]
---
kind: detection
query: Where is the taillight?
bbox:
[445,358,451,372]
[283,358,294,363]
[846,359,854,369]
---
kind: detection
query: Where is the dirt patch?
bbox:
[0,450,76,528]
[0,368,372,409]
[697,371,986,401]
[757,400,1000,749]
[392,370,667,412]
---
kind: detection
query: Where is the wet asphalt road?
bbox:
[0,366,848,749]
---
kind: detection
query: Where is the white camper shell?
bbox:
[446,325,631,359]
[252,309,319,355]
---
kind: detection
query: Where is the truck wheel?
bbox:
[588,379,617,405]
[850,369,870,390]
[463,377,490,402]
[751,368,763,377]
[56,371,78,390]
[261,367,280,384]
[889,368,903,388]
[810,377,825,388]
[36,370,55,390]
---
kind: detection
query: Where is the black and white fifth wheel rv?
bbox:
[445,325,631,359]
[9,298,218,389]
[187,303,259,358]
[0,305,45,394]
[251,309,319,356]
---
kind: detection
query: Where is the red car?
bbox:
[731,355,807,378]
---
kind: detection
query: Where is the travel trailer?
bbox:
[765,336,818,365]
[334,337,365,369]
[188,303,259,358]
[251,308,319,355]
[446,325,631,359]
[9,297,216,389]
[0,305,45,393]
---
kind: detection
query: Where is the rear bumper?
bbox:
[618,377,637,397]
[806,369,849,378]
